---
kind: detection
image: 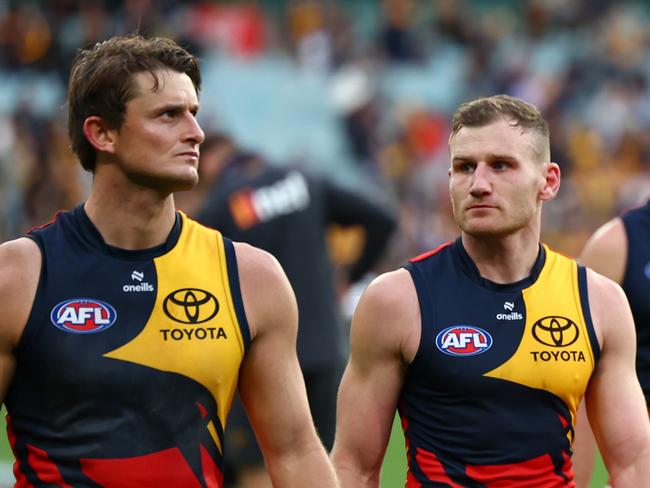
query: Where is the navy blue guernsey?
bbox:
[621,200,650,404]
[400,239,599,487]
[5,205,250,487]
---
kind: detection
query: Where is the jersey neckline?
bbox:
[72,203,183,261]
[452,237,546,292]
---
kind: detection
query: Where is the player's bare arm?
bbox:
[584,269,650,485]
[579,218,626,284]
[0,238,41,402]
[332,268,419,488]
[234,242,337,487]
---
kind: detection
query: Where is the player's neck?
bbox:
[84,183,177,251]
[461,231,541,284]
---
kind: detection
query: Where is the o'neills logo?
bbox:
[497,301,522,321]
[123,270,154,293]
[496,311,523,320]
[123,283,154,292]
[160,288,226,342]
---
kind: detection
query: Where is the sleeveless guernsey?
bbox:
[401,239,599,487]
[621,200,650,404]
[5,205,250,487]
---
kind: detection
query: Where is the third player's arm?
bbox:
[579,218,626,284]
[584,269,650,486]
[573,217,627,487]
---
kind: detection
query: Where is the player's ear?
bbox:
[83,116,117,155]
[539,162,560,201]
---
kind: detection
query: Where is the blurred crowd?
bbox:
[1,0,650,265]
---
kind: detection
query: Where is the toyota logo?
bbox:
[163,288,219,324]
[531,316,579,347]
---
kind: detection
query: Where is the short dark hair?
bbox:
[67,34,201,172]
[450,95,550,161]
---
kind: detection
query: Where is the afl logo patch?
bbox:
[163,288,219,324]
[436,325,493,357]
[50,298,117,334]
[532,316,579,347]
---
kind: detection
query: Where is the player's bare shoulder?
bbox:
[584,267,634,349]
[0,237,42,345]
[232,241,297,339]
[579,217,626,284]
[351,268,421,364]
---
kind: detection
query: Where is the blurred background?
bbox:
[1,0,648,486]
[2,0,650,260]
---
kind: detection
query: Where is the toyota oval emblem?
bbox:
[531,316,579,347]
[163,288,219,324]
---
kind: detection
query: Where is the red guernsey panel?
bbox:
[465,452,574,488]
[201,445,224,488]
[81,448,208,488]
[410,448,463,488]
[26,444,73,488]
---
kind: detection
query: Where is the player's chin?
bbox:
[460,219,509,237]
[146,171,198,193]
[172,173,199,192]
[173,165,199,186]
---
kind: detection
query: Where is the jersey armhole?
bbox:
[578,265,601,364]
[403,262,432,371]
[620,215,634,289]
[223,237,252,351]
[15,235,46,357]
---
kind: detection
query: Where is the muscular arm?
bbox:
[585,269,650,486]
[0,238,41,403]
[573,218,626,487]
[234,242,337,487]
[331,269,419,487]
